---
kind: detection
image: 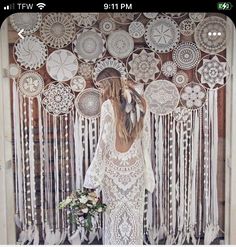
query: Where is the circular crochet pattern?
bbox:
[172,42,201,70]
[73,28,106,63]
[46,50,78,82]
[128,21,145,39]
[10,13,42,35]
[172,71,189,88]
[9,63,21,78]
[109,13,141,25]
[189,13,206,22]
[107,30,134,59]
[194,16,226,54]
[40,13,76,49]
[179,18,196,36]
[127,48,161,83]
[196,54,229,90]
[75,88,101,119]
[42,82,75,116]
[99,18,116,35]
[173,107,191,122]
[143,13,158,19]
[164,13,187,18]
[14,35,48,70]
[180,82,206,110]
[71,13,99,27]
[18,71,44,97]
[70,76,86,92]
[144,80,180,115]
[93,57,127,85]
[145,16,180,53]
[161,61,177,77]
[78,63,93,79]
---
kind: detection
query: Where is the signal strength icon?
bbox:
[4,5,10,10]
[36,3,46,10]
[3,3,14,10]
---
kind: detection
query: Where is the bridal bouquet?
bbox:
[58,189,106,232]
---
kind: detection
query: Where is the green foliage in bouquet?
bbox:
[58,189,106,232]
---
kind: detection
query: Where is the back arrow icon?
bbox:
[18,29,24,39]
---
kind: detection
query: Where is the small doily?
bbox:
[10,13,42,35]
[14,35,48,70]
[189,13,206,22]
[73,28,106,63]
[128,21,145,39]
[172,71,189,88]
[127,48,161,83]
[194,16,226,54]
[93,57,127,85]
[99,18,116,35]
[196,54,230,90]
[71,13,99,27]
[46,49,78,82]
[145,16,180,53]
[109,13,141,25]
[75,88,101,119]
[173,107,191,122]
[9,63,21,79]
[179,18,196,36]
[40,13,76,49]
[70,76,86,92]
[143,13,158,19]
[78,63,93,79]
[107,30,134,59]
[144,80,180,115]
[164,13,187,18]
[172,42,201,70]
[161,61,177,77]
[180,82,206,110]
[42,82,75,116]
[18,71,44,97]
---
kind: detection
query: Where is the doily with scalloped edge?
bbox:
[109,13,141,25]
[179,18,196,36]
[128,21,145,39]
[71,13,99,27]
[99,17,116,35]
[189,13,206,22]
[172,70,189,88]
[70,76,86,92]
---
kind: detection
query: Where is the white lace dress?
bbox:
[83,99,155,245]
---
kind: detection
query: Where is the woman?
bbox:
[83,74,155,245]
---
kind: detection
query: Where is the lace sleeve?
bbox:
[83,100,111,189]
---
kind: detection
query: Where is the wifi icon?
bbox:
[36,3,46,10]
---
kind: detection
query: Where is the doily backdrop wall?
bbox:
[7,12,227,244]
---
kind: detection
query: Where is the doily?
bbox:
[144,80,180,115]
[164,13,187,18]
[10,13,42,35]
[189,13,206,22]
[172,42,201,70]
[14,35,48,70]
[172,70,189,88]
[73,28,106,63]
[75,88,101,119]
[18,71,44,97]
[92,57,127,85]
[127,48,161,83]
[180,82,206,109]
[46,49,78,82]
[99,18,116,35]
[179,18,196,36]
[161,61,177,77]
[78,63,93,79]
[173,106,191,122]
[143,13,158,19]
[145,16,180,53]
[70,76,86,92]
[71,13,99,27]
[194,16,226,54]
[196,54,229,90]
[107,30,134,59]
[128,21,145,39]
[9,63,21,79]
[109,13,141,25]
[40,13,76,49]
[42,82,75,116]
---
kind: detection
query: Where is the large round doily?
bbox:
[172,42,201,70]
[143,13,158,19]
[40,13,76,49]
[144,80,180,115]
[78,63,93,79]
[71,13,99,27]
[179,18,196,36]
[109,13,141,25]
[145,16,180,53]
[180,82,206,110]
[10,13,42,35]
[107,30,134,59]
[73,28,106,63]
[161,61,177,77]
[46,49,78,82]
[70,76,86,92]
[128,21,145,39]
[42,82,75,116]
[127,48,161,84]
[194,16,226,54]
[99,18,116,35]
[18,71,44,97]
[196,54,230,90]
[189,13,206,22]
[14,35,48,70]
[172,70,189,88]
[75,88,101,119]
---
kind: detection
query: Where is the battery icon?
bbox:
[217,2,233,10]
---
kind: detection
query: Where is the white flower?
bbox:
[97,207,103,213]
[79,195,88,204]
[81,207,89,214]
